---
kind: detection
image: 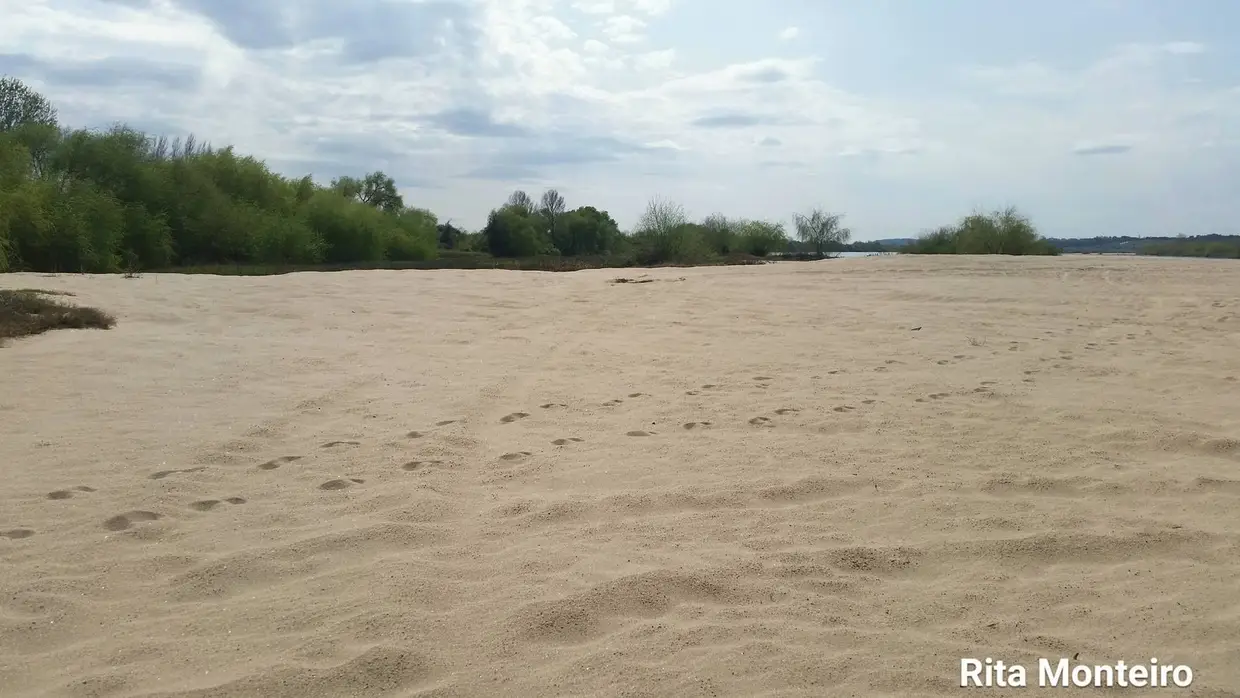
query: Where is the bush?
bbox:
[736,220,789,257]
[0,289,115,346]
[904,207,1060,255]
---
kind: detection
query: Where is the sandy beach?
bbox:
[2,254,1239,697]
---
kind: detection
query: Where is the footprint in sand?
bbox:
[602,399,624,406]
[551,437,585,445]
[625,430,653,437]
[861,399,876,405]
[832,405,856,413]
[627,393,645,398]
[435,419,457,426]
[2,529,34,540]
[319,478,365,491]
[682,421,713,430]
[46,485,96,500]
[774,408,799,415]
[915,393,950,403]
[403,460,445,471]
[259,455,302,470]
[500,412,530,423]
[540,403,567,409]
[190,497,247,511]
[103,511,161,532]
[149,467,205,480]
[500,451,533,461]
[321,440,361,448]
[748,416,773,426]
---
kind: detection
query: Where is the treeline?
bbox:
[1138,236,1240,258]
[1,77,439,273]
[0,76,857,273]
[902,207,1060,255]
[2,75,1072,275]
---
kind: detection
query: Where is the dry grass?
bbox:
[0,289,115,346]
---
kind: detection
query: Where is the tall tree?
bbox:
[540,188,566,220]
[330,171,403,213]
[506,189,535,215]
[793,208,851,256]
[635,195,687,237]
[0,76,58,132]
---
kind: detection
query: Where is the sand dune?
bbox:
[2,255,1239,696]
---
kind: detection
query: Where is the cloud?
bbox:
[690,112,779,128]
[1073,142,1133,156]
[600,15,646,44]
[1,1,1237,238]
[423,108,531,138]
[0,52,199,91]
[1162,41,1206,55]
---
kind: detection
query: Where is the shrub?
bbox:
[905,207,1060,255]
[0,289,115,346]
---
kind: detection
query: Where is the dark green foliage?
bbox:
[483,205,552,257]
[904,207,1060,255]
[437,221,464,249]
[735,220,789,257]
[1138,236,1240,258]
[552,206,621,256]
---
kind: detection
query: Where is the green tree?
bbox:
[506,190,536,216]
[737,219,788,256]
[483,205,549,257]
[0,76,58,132]
[794,208,851,256]
[631,196,711,264]
[330,171,404,213]
[555,206,620,256]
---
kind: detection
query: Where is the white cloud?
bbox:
[0,2,1236,238]
[599,15,646,44]
[633,48,676,70]
[1162,41,1206,55]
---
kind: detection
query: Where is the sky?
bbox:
[2,0,1239,240]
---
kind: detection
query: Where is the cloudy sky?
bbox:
[3,0,1238,239]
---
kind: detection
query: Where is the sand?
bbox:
[2,254,1239,697]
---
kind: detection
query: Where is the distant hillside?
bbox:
[871,234,1240,258]
[1045,236,1154,253]
[1048,235,1240,256]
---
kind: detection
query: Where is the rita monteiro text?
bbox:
[960,657,1194,688]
